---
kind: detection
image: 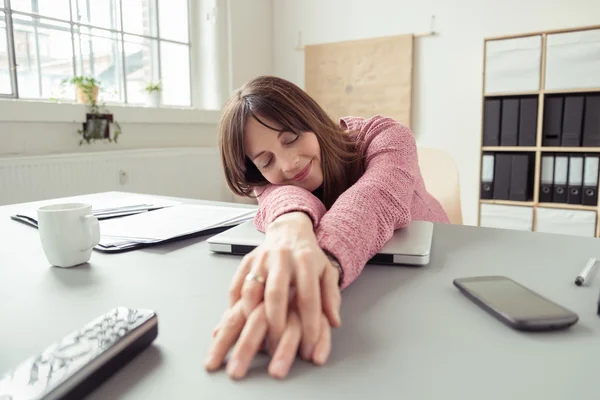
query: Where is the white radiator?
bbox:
[0,147,231,206]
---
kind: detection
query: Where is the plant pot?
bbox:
[146,91,161,107]
[76,85,98,104]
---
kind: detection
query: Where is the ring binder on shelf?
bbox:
[543,96,564,147]
[481,154,495,200]
[500,98,519,146]
[493,154,512,200]
[567,154,584,204]
[583,154,600,206]
[561,95,585,147]
[540,154,555,203]
[553,155,569,203]
[518,97,538,146]
[483,99,502,146]
[583,94,600,147]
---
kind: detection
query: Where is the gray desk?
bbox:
[1,193,600,399]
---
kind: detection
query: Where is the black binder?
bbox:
[500,98,519,146]
[518,97,538,146]
[543,96,564,147]
[509,154,531,201]
[561,95,585,147]
[567,154,583,204]
[552,155,569,203]
[539,154,554,203]
[582,94,600,147]
[583,154,600,206]
[480,154,495,200]
[483,99,502,146]
[493,154,512,200]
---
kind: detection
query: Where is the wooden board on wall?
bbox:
[305,34,414,127]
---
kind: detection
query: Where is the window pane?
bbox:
[74,28,123,102]
[124,34,158,104]
[11,0,71,21]
[0,14,11,95]
[160,41,189,106]
[72,0,120,30]
[122,0,157,37]
[158,0,188,43]
[13,17,74,99]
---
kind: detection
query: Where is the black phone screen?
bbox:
[456,276,574,320]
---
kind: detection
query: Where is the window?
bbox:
[0,0,191,106]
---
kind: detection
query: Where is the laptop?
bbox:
[207,220,434,266]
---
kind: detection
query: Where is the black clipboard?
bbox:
[10,214,235,254]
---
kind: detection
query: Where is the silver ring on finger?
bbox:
[245,272,266,285]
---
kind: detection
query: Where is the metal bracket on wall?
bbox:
[294,14,438,51]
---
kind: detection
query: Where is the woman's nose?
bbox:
[280,156,300,173]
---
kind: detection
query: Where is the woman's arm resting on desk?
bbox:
[316,116,418,290]
[252,184,326,232]
[229,185,341,363]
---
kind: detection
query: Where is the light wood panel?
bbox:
[305,34,414,126]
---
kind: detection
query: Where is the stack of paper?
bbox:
[14,192,183,222]
[97,204,257,250]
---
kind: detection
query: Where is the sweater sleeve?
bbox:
[252,184,327,232]
[315,115,418,290]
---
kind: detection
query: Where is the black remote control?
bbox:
[0,307,158,400]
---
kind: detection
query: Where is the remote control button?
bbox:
[52,340,93,360]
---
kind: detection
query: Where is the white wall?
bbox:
[227,0,274,91]
[272,0,600,226]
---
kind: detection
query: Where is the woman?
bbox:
[205,75,449,379]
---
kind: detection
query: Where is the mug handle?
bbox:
[81,214,100,251]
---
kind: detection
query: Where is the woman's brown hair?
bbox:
[219,75,364,209]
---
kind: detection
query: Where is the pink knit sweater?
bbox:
[253,115,450,289]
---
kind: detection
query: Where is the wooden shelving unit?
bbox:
[477,24,600,237]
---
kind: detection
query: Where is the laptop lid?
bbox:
[207,220,434,266]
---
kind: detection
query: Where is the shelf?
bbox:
[544,87,600,95]
[482,146,537,152]
[537,203,597,211]
[484,91,540,97]
[481,200,598,212]
[540,147,600,153]
[483,147,600,152]
[484,24,600,41]
[480,199,534,206]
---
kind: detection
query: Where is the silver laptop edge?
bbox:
[207,220,433,266]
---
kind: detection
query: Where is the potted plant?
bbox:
[62,75,122,145]
[144,81,162,107]
[62,76,101,105]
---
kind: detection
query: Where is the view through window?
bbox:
[0,0,191,106]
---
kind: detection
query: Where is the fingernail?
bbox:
[301,344,314,360]
[227,359,244,379]
[270,360,288,378]
[315,348,329,365]
[204,353,216,369]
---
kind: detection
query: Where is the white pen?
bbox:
[575,257,597,286]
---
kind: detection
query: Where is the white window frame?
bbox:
[0,0,193,107]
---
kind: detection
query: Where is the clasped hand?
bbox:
[205,212,342,379]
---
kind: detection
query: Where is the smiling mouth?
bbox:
[292,160,312,181]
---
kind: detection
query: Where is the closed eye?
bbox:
[283,132,300,145]
[259,157,273,169]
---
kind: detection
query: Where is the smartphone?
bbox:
[453,275,579,331]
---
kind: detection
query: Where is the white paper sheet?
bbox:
[98,204,257,244]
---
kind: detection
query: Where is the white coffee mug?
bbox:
[37,203,100,268]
